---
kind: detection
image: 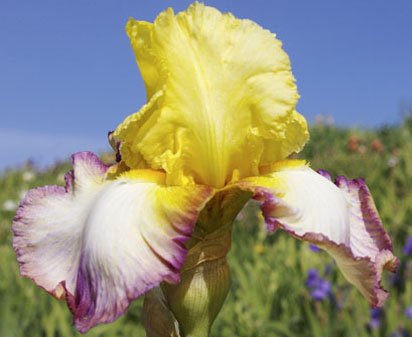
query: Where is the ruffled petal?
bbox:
[13,152,213,332]
[115,3,308,188]
[239,163,398,307]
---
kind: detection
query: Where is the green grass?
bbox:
[1,117,411,336]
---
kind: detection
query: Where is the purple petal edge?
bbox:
[12,152,109,318]
[281,228,397,307]
[67,251,186,333]
[64,170,74,192]
[64,151,107,193]
[317,169,332,181]
[71,151,108,176]
[247,171,398,308]
[334,174,393,252]
[14,151,212,333]
[13,152,108,298]
[12,185,70,298]
[66,185,210,333]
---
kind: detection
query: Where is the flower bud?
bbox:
[143,187,252,336]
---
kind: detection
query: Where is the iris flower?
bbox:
[13,3,398,335]
[305,268,332,301]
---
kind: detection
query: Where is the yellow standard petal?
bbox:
[115,3,309,188]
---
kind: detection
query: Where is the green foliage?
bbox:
[1,117,411,336]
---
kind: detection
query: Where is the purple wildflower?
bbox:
[306,269,320,288]
[312,280,332,301]
[369,308,382,329]
[405,306,412,319]
[390,331,409,337]
[309,244,321,252]
[305,268,332,301]
[403,236,412,255]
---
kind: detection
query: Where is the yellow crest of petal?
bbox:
[115,3,309,188]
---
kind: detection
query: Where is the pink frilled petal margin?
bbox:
[240,167,398,307]
[12,152,213,332]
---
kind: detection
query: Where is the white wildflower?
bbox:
[22,171,36,182]
[3,200,17,211]
[387,156,399,168]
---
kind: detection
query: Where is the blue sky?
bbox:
[1,0,411,170]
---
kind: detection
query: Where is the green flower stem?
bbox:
[143,188,252,337]
[162,256,231,337]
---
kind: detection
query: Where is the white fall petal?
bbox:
[240,164,398,307]
[13,152,212,332]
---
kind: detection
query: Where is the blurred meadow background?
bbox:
[1,0,412,336]
[1,117,412,337]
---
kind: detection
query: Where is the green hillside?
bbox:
[1,117,411,337]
